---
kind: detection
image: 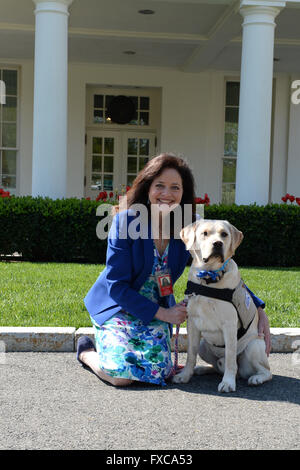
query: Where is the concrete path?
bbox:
[0,352,299,450]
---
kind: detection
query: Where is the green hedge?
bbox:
[0,197,299,266]
[204,204,300,267]
[0,196,107,263]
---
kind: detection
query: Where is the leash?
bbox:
[168,299,188,378]
[169,324,180,378]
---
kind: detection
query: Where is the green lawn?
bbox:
[0,262,299,328]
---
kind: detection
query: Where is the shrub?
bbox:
[0,197,108,263]
[0,198,299,266]
[204,203,300,266]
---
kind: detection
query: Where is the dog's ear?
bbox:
[180,222,197,250]
[227,221,243,257]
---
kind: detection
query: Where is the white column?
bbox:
[235,0,285,205]
[32,0,73,199]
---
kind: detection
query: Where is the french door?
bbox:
[85,130,156,199]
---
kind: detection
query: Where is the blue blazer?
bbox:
[84,210,265,326]
[84,210,190,326]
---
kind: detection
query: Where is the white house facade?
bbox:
[0,0,300,205]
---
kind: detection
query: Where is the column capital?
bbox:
[240,0,286,25]
[33,0,73,5]
[240,0,286,7]
[33,0,73,15]
[240,0,286,15]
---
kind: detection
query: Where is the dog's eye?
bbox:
[203,231,208,236]
[221,232,228,238]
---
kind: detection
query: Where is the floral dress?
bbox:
[92,243,173,386]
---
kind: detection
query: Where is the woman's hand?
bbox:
[155,303,187,325]
[257,307,271,356]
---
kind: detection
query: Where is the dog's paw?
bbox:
[248,373,272,386]
[218,378,236,393]
[172,368,193,384]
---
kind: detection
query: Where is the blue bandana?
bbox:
[196,259,230,283]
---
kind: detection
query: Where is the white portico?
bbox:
[0,0,299,204]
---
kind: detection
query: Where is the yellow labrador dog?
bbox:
[173,219,272,393]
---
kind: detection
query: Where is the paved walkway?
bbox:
[0,352,299,450]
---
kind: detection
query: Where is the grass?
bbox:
[0,261,299,328]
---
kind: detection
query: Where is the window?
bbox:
[91,136,115,191]
[93,94,150,126]
[126,137,150,186]
[222,81,239,204]
[0,68,18,190]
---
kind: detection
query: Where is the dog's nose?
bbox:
[213,241,223,249]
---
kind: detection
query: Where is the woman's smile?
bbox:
[148,168,183,208]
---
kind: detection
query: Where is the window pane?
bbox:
[2,97,17,122]
[222,159,236,183]
[139,138,149,155]
[128,138,138,155]
[225,107,239,124]
[127,157,137,173]
[94,94,103,108]
[92,155,102,172]
[224,129,238,156]
[104,138,114,154]
[222,183,236,205]
[140,97,149,110]
[1,174,16,188]
[2,70,17,95]
[139,157,149,171]
[2,150,16,174]
[129,96,138,109]
[129,112,138,125]
[226,82,240,106]
[105,95,114,109]
[94,110,104,123]
[2,123,16,147]
[91,174,102,190]
[104,156,113,172]
[127,174,136,186]
[93,137,102,154]
[103,175,113,191]
[140,112,149,126]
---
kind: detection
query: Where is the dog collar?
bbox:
[196,258,230,284]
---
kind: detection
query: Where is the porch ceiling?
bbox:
[1,0,300,72]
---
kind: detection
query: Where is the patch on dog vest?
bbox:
[231,280,257,331]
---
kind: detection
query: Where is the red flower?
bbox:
[109,191,114,198]
[288,195,295,203]
[281,196,288,203]
[86,197,91,200]
[195,194,210,206]
[126,186,131,192]
[296,198,300,206]
[96,191,108,201]
[0,189,10,198]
